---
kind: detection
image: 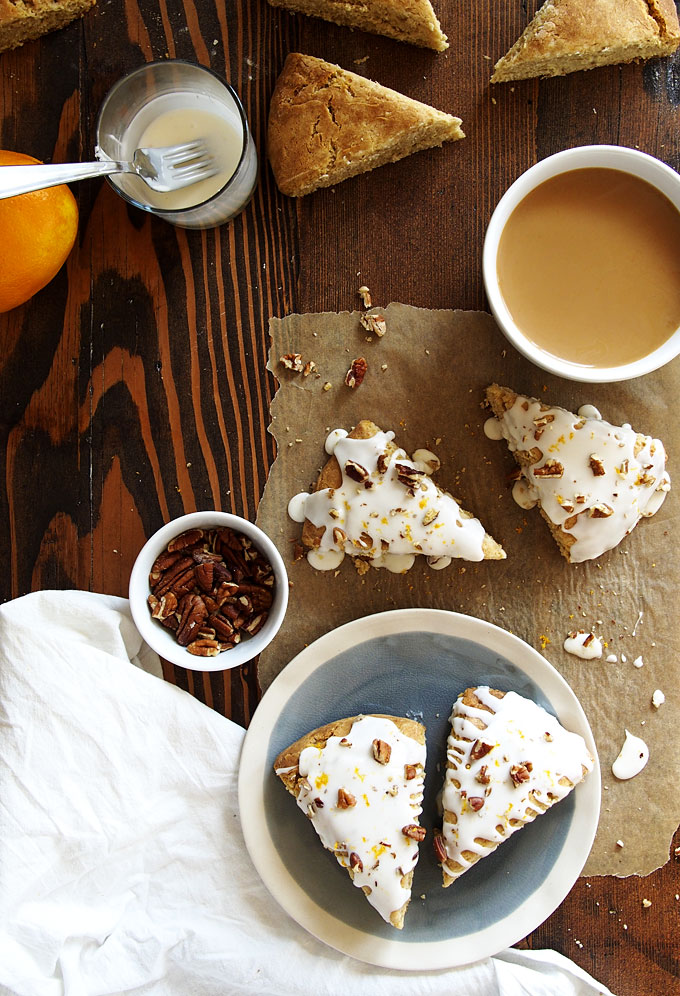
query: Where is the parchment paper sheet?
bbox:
[256,303,679,877]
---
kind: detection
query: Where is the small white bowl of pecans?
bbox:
[129,511,288,671]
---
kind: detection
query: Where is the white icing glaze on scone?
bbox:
[298,429,493,567]
[493,395,670,562]
[438,687,593,885]
[285,715,426,924]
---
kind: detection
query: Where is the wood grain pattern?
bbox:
[1,0,679,991]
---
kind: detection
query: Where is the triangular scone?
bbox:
[267,0,448,51]
[435,686,593,887]
[297,419,505,572]
[274,714,426,929]
[267,54,464,197]
[491,0,680,82]
[485,384,671,563]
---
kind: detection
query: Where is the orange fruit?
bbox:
[0,150,79,313]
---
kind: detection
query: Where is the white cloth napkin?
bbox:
[0,591,615,996]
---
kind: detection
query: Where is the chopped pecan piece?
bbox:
[468,796,485,811]
[510,761,533,786]
[337,788,356,809]
[533,413,555,428]
[404,764,417,780]
[359,312,386,337]
[344,459,369,483]
[423,507,439,526]
[589,454,606,476]
[394,462,425,490]
[433,831,448,864]
[469,740,494,761]
[358,285,372,308]
[279,353,304,372]
[372,739,392,764]
[533,459,564,479]
[349,851,363,872]
[402,824,426,841]
[475,764,491,785]
[345,356,367,389]
[332,526,347,546]
[589,503,614,518]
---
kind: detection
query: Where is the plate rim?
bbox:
[238,608,601,971]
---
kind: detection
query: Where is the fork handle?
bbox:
[0,160,129,199]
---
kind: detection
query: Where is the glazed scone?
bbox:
[267,0,448,51]
[492,0,680,82]
[292,419,505,573]
[485,384,671,563]
[274,714,426,929]
[267,53,464,197]
[0,0,95,52]
[435,686,594,887]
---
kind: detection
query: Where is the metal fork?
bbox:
[0,141,218,199]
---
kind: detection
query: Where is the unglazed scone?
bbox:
[435,686,594,887]
[291,419,505,573]
[267,53,464,197]
[485,384,671,563]
[491,0,680,82]
[266,0,448,51]
[274,714,426,928]
[0,0,95,52]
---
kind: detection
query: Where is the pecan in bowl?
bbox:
[129,512,288,671]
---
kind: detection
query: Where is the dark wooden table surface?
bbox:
[1,1,679,993]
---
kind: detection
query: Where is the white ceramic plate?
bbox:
[238,609,600,970]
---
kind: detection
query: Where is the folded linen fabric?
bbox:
[0,591,614,996]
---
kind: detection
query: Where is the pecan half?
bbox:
[176,593,208,646]
[167,528,204,552]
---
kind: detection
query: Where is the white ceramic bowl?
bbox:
[129,511,288,671]
[483,144,680,383]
